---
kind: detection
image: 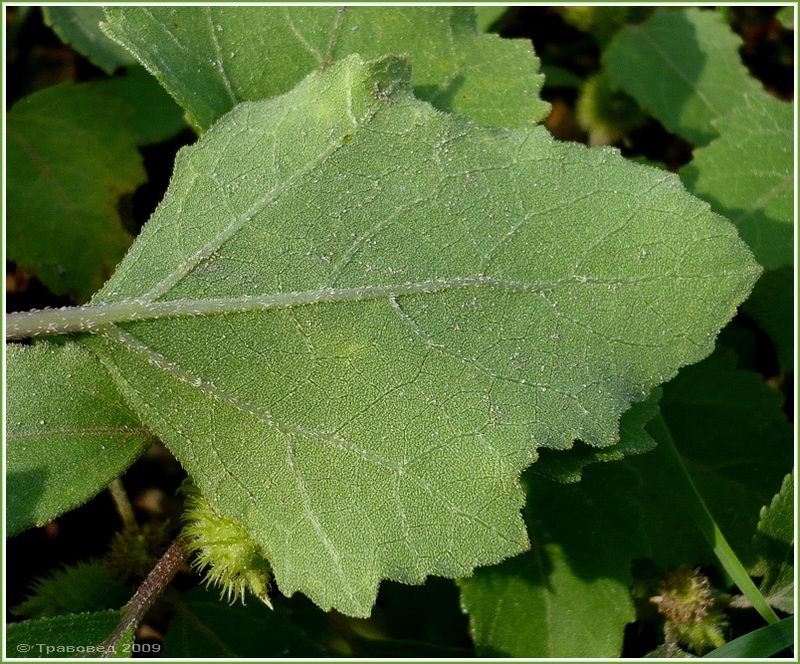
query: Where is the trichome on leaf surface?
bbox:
[5,4,794,659]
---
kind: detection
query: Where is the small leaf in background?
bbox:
[9,17,187,300]
[776,6,794,30]
[12,561,131,620]
[752,473,794,614]
[161,587,325,657]
[79,55,758,616]
[459,465,646,657]
[533,388,659,483]
[575,69,647,145]
[100,6,548,131]
[96,67,187,146]
[7,342,151,535]
[42,6,136,74]
[40,6,187,145]
[605,8,763,145]
[681,93,792,270]
[8,83,146,300]
[6,610,131,658]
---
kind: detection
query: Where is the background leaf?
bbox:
[606,8,793,367]
[74,56,759,616]
[776,6,794,30]
[100,6,548,131]
[752,473,794,613]
[461,346,793,656]
[651,349,792,569]
[43,6,136,74]
[161,587,326,657]
[12,561,131,620]
[681,93,792,270]
[6,610,131,658]
[95,68,187,146]
[604,8,763,145]
[8,83,146,300]
[7,342,151,535]
[459,467,645,657]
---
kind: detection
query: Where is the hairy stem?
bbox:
[649,413,779,625]
[100,537,188,657]
[108,478,138,531]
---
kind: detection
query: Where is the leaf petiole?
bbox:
[99,537,188,655]
[108,478,138,531]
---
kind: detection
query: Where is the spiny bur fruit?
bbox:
[651,567,728,655]
[181,481,273,607]
[576,71,647,146]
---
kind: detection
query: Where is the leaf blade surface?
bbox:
[604,8,763,145]
[101,6,548,131]
[7,342,151,535]
[752,473,794,613]
[8,83,146,300]
[681,93,793,270]
[80,56,758,616]
[43,6,136,74]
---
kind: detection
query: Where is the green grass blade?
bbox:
[704,616,794,658]
[650,414,780,625]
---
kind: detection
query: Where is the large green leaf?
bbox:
[8,83,146,300]
[681,93,792,270]
[45,56,761,616]
[752,473,794,613]
[43,6,136,74]
[162,587,325,657]
[459,468,644,657]
[604,8,763,145]
[6,610,131,658]
[100,6,548,131]
[7,342,151,535]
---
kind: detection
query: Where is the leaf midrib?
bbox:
[8,272,695,340]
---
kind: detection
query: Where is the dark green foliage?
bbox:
[5,6,794,659]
